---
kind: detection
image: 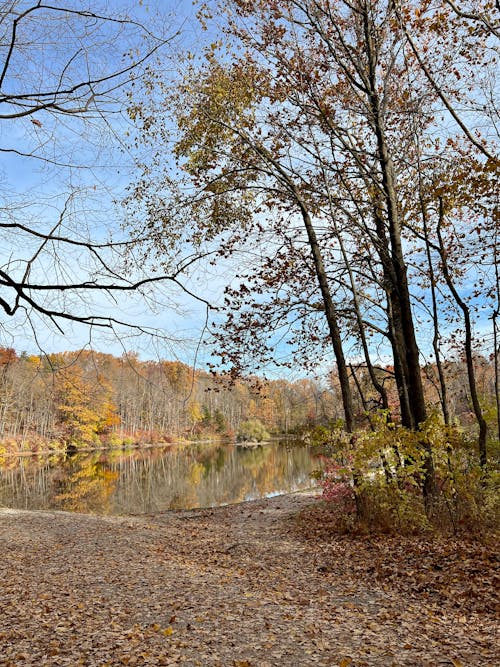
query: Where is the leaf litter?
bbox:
[0,493,497,666]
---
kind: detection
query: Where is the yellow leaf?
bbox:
[339,659,353,667]
[450,660,464,667]
[162,626,174,636]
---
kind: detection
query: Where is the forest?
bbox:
[0,345,338,450]
[0,345,498,456]
[0,0,499,534]
[0,2,499,665]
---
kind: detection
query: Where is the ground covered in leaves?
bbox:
[0,493,498,666]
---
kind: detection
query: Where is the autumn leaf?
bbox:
[339,658,353,667]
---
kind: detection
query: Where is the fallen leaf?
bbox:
[339,658,353,667]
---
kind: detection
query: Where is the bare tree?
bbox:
[0,1,197,345]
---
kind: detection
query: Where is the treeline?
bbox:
[0,346,498,454]
[333,356,499,436]
[0,347,338,452]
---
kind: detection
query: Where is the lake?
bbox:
[0,440,320,515]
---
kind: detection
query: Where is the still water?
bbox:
[0,441,319,515]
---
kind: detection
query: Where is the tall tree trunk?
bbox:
[493,219,500,441]
[331,207,391,415]
[297,200,355,432]
[364,26,427,430]
[362,4,434,500]
[493,311,500,442]
[437,198,488,466]
[371,124,427,428]
[248,139,356,433]
[373,204,414,427]
[419,194,451,425]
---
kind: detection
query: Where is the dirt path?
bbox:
[0,493,497,666]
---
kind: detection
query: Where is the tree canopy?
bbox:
[126,0,498,471]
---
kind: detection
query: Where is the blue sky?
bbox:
[0,0,222,364]
[1,1,496,380]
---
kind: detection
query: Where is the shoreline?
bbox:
[0,435,295,459]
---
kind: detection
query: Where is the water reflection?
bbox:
[0,441,318,514]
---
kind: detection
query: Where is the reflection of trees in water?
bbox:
[54,458,119,513]
[0,442,317,513]
[0,453,120,513]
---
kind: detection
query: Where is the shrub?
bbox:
[311,412,499,536]
[237,419,270,443]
